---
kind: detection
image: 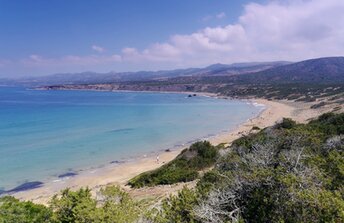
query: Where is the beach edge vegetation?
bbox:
[128,141,220,188]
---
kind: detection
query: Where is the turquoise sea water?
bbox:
[0,87,262,191]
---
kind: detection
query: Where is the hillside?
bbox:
[27,57,344,88]
[171,56,344,84]
[38,57,344,88]
[128,141,219,188]
[235,57,344,84]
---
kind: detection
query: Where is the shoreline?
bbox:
[33,86,218,98]
[9,95,319,204]
[0,90,237,193]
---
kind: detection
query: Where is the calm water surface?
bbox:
[0,87,262,190]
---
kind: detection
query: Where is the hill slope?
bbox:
[237,57,344,84]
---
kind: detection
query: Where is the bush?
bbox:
[50,188,97,223]
[277,117,297,129]
[152,187,199,223]
[0,196,52,223]
[49,186,143,223]
[193,113,344,222]
[128,141,219,188]
[252,126,260,131]
[310,112,344,136]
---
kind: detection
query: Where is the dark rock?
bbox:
[5,181,43,194]
[110,160,125,164]
[58,172,78,178]
[109,128,134,133]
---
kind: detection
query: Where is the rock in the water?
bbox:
[58,172,78,178]
[6,181,44,193]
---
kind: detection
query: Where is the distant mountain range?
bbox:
[1,57,344,87]
[0,61,290,87]
[233,57,344,84]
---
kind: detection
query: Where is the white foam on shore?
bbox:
[252,102,266,107]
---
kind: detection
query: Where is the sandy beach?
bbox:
[11,97,328,204]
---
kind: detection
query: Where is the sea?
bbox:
[0,87,263,192]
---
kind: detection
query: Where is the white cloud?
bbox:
[22,54,121,67]
[3,0,344,74]
[123,0,344,66]
[203,12,226,21]
[202,15,212,22]
[216,12,226,19]
[92,45,105,53]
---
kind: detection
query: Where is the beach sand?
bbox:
[11,98,327,204]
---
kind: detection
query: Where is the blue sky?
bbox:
[0,0,343,77]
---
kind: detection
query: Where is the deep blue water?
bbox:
[0,87,262,191]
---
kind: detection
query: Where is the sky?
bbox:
[0,0,343,77]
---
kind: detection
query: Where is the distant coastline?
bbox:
[35,85,219,98]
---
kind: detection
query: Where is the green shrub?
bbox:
[0,196,52,223]
[252,126,260,130]
[50,188,98,223]
[49,186,143,223]
[310,112,344,136]
[98,186,144,222]
[277,117,297,129]
[128,141,219,188]
[152,187,199,223]
[192,113,344,223]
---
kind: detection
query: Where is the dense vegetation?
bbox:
[128,141,219,188]
[160,112,344,222]
[131,79,344,103]
[1,113,343,222]
[0,186,145,223]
